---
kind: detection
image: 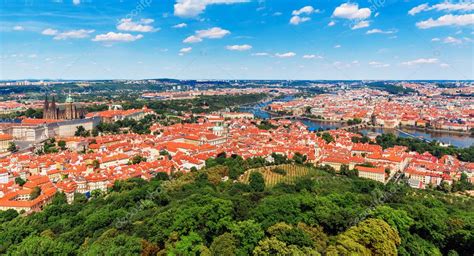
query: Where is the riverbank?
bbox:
[399,125,472,136]
[239,98,473,148]
[268,110,472,137]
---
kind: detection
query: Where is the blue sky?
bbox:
[0,0,473,80]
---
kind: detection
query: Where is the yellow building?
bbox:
[0,134,13,153]
[356,166,386,183]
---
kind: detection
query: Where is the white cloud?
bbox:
[252,52,269,56]
[366,28,396,34]
[13,25,24,31]
[401,58,439,65]
[302,54,323,59]
[463,37,474,43]
[408,3,429,15]
[351,20,370,30]
[290,6,317,25]
[179,47,192,55]
[42,28,58,36]
[183,27,230,43]
[440,63,450,68]
[292,6,315,16]
[173,23,187,28]
[226,44,252,51]
[28,54,37,58]
[333,3,371,20]
[174,0,249,18]
[289,16,310,25]
[334,44,341,48]
[183,35,203,43]
[443,36,463,44]
[53,29,95,40]
[430,2,474,12]
[328,21,336,26]
[72,0,80,5]
[369,61,390,68]
[409,2,473,16]
[431,37,441,41]
[141,18,154,24]
[416,14,474,29]
[117,18,156,32]
[92,32,143,42]
[275,52,296,58]
[273,12,282,16]
[41,28,94,40]
[196,27,230,38]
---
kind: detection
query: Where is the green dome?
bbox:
[65,94,74,103]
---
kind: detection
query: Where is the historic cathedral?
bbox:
[43,93,85,120]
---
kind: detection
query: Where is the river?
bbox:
[240,96,474,148]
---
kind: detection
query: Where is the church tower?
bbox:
[50,96,57,119]
[65,91,75,120]
[43,95,49,119]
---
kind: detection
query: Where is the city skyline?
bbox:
[1,0,473,80]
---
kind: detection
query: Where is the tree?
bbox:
[210,233,237,256]
[271,153,289,165]
[452,172,473,192]
[80,229,142,255]
[340,164,349,174]
[326,219,401,256]
[230,220,265,255]
[369,206,413,236]
[154,172,169,181]
[15,177,26,186]
[267,222,313,247]
[253,237,289,255]
[149,195,233,242]
[24,108,43,118]
[7,142,17,153]
[91,159,100,169]
[292,152,307,164]
[321,132,335,144]
[74,125,90,137]
[141,240,160,256]
[438,181,452,193]
[249,172,265,192]
[90,189,103,199]
[130,155,147,165]
[169,232,204,256]
[297,222,328,253]
[399,233,442,256]
[51,192,68,205]
[7,235,76,255]
[30,186,42,200]
[57,140,66,150]
[0,209,18,222]
[253,237,319,256]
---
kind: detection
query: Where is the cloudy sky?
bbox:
[0,0,473,80]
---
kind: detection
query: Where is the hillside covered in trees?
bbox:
[0,156,472,255]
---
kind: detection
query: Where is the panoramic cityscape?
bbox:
[0,0,473,256]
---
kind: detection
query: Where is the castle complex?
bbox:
[43,93,85,120]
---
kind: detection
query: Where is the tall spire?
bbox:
[43,94,49,119]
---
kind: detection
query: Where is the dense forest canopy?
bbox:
[1,156,472,255]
